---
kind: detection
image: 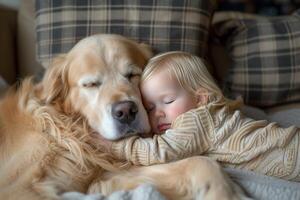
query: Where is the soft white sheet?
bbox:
[226,168,300,200]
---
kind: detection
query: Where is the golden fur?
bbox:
[0,34,245,200]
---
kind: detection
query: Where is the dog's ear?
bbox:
[139,43,153,60]
[39,54,69,104]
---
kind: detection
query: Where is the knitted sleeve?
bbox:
[110,107,212,165]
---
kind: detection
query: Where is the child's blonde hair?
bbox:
[141,51,241,107]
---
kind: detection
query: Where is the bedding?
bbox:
[61,168,300,200]
[226,168,300,200]
[62,184,166,200]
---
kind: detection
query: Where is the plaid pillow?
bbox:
[35,0,213,67]
[213,10,300,107]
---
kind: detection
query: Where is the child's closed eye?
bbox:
[164,100,174,104]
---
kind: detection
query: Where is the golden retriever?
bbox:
[0,34,246,200]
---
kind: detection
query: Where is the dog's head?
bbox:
[39,34,152,140]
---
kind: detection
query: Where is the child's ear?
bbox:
[195,88,209,105]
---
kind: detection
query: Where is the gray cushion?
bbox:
[241,104,300,128]
[213,9,300,107]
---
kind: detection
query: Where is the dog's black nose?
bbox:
[112,101,138,124]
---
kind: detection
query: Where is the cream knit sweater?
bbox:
[111,103,300,181]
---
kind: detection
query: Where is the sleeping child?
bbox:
[101,51,300,181]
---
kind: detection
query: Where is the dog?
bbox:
[0,34,246,200]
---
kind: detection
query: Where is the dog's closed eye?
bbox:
[125,72,140,80]
[124,66,142,81]
[82,81,101,88]
[80,75,102,88]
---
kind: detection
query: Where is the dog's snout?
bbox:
[112,101,138,124]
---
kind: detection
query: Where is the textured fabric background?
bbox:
[35,0,213,67]
[214,9,300,107]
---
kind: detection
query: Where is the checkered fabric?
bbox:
[214,9,300,107]
[35,0,213,67]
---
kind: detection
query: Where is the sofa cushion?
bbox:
[35,0,213,67]
[213,10,300,107]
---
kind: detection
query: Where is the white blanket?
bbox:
[226,168,300,200]
[61,169,300,200]
[61,184,166,200]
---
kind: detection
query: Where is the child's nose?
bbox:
[155,109,165,117]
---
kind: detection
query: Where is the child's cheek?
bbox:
[169,106,185,122]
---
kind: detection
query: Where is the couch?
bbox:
[1,0,300,199]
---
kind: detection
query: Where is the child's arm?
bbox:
[109,107,211,165]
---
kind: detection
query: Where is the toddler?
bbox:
[105,51,300,181]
